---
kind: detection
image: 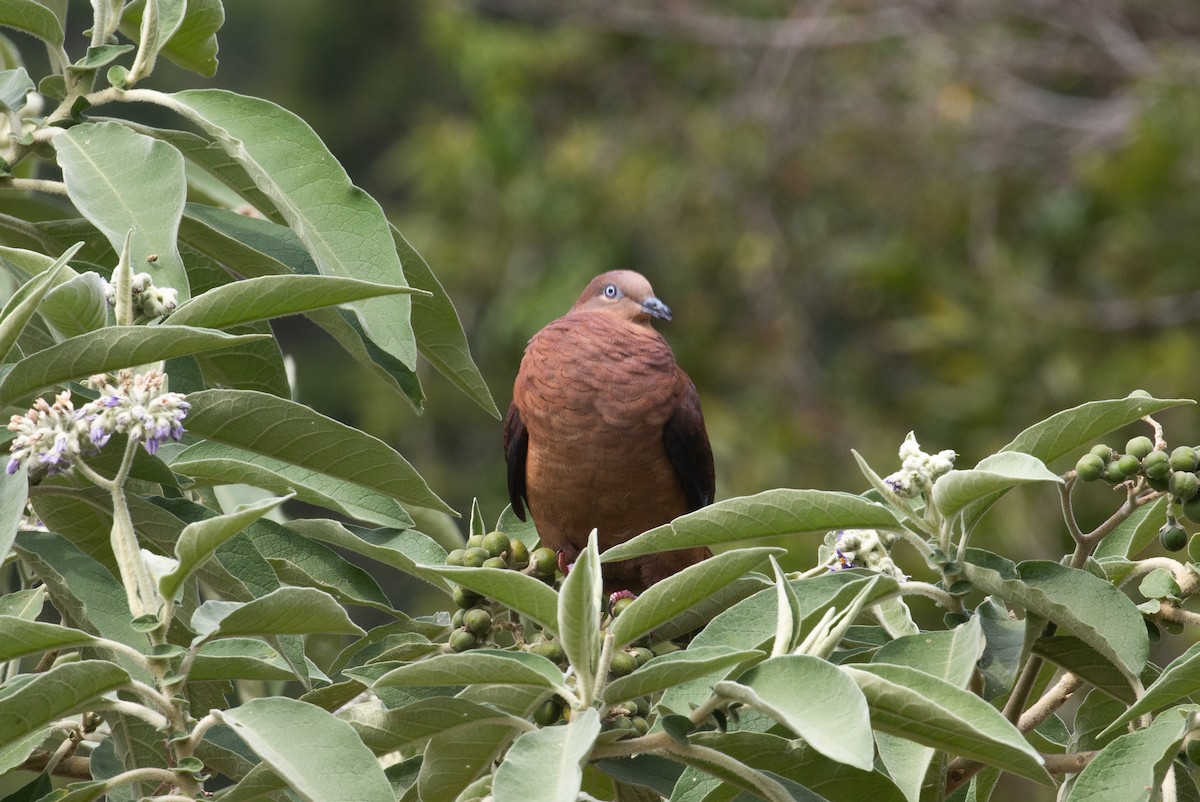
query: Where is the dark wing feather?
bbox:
[503,402,529,520]
[663,369,715,511]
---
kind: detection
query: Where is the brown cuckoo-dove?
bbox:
[504,270,715,592]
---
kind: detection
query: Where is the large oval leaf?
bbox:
[54,122,189,299]
[601,645,763,706]
[160,88,417,368]
[427,565,559,635]
[214,697,393,802]
[0,660,130,753]
[0,325,268,406]
[367,650,566,693]
[0,0,64,47]
[493,708,599,802]
[191,587,364,644]
[932,452,1062,520]
[842,663,1051,785]
[180,388,452,514]
[0,616,98,661]
[1066,706,1196,802]
[601,489,903,563]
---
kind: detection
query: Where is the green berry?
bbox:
[634,696,651,717]
[1116,454,1141,478]
[451,608,465,628]
[1144,450,1171,481]
[631,716,649,735]
[531,547,557,576]
[463,608,492,636]
[449,630,477,652]
[466,533,486,549]
[611,596,635,616]
[482,556,508,570]
[1147,475,1170,492]
[609,651,638,677]
[1171,446,1199,472]
[452,586,481,609]
[1126,436,1154,460]
[1169,470,1199,501]
[533,699,562,726]
[445,548,466,566]
[508,538,530,568]
[482,531,510,558]
[1075,453,1105,482]
[463,547,490,568]
[1090,444,1114,462]
[1160,522,1189,552]
[629,646,654,666]
[1102,461,1126,484]
[528,640,565,662]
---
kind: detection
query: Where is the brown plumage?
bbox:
[504,270,715,592]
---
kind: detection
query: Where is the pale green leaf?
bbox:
[190,637,328,683]
[343,697,529,755]
[367,649,566,694]
[215,697,393,802]
[602,646,763,706]
[493,708,600,802]
[181,388,452,514]
[40,270,109,338]
[0,463,27,563]
[167,441,414,529]
[610,546,784,647]
[1094,496,1168,559]
[285,518,450,592]
[426,565,559,634]
[159,493,293,600]
[559,529,602,697]
[0,0,64,46]
[1067,706,1196,802]
[54,122,189,299]
[0,241,80,360]
[1099,642,1200,737]
[0,615,98,660]
[963,552,1148,678]
[165,88,415,367]
[0,660,130,752]
[0,587,44,619]
[601,489,903,563]
[932,452,1062,520]
[0,66,32,111]
[418,720,521,802]
[166,274,424,330]
[1033,636,1136,705]
[843,663,1051,784]
[191,586,364,644]
[0,325,269,406]
[716,655,874,770]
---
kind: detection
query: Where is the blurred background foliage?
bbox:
[153,1,1200,564]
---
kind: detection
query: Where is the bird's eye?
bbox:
[603,284,619,299]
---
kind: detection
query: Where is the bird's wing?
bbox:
[503,401,529,520]
[663,369,715,511]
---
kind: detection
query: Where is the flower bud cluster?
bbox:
[104,273,179,318]
[830,529,907,581]
[6,369,190,475]
[883,431,957,498]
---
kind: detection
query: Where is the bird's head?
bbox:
[570,270,672,325]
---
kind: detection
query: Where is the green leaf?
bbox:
[601,489,903,563]
[393,226,498,417]
[962,552,1148,678]
[122,0,222,76]
[610,546,784,647]
[40,270,109,338]
[0,0,64,46]
[166,274,424,330]
[602,646,763,706]
[69,44,134,71]
[418,720,521,802]
[1095,495,1169,559]
[214,697,393,802]
[167,441,414,529]
[159,494,293,601]
[0,66,32,111]
[559,529,602,698]
[344,697,528,755]
[180,388,453,514]
[53,122,189,299]
[190,638,327,683]
[285,518,450,592]
[842,663,1051,784]
[120,0,187,79]
[0,661,130,753]
[1099,641,1200,736]
[0,242,80,360]
[1066,706,1196,802]
[368,649,567,693]
[0,463,27,564]
[191,586,365,644]
[493,708,600,802]
[0,326,268,406]
[932,452,1062,520]
[0,588,44,619]
[0,615,98,660]
[426,565,559,634]
[1000,393,1195,464]
[165,88,416,367]
[716,655,874,770]
[1032,635,1137,704]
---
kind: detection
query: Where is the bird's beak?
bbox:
[641,297,672,321]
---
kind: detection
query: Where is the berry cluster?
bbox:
[444,530,541,652]
[1076,436,1200,551]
